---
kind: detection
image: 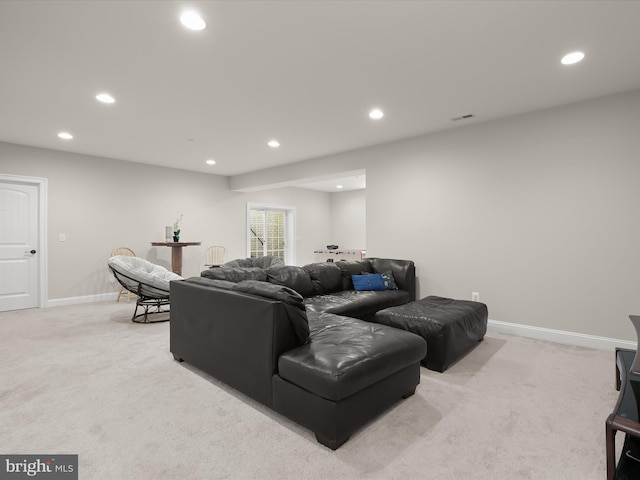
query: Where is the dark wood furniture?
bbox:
[606,348,640,479]
[151,241,201,276]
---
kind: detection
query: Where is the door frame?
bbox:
[0,173,48,308]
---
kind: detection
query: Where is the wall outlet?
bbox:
[472,292,480,302]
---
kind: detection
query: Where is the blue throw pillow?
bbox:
[352,273,386,291]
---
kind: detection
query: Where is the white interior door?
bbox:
[0,181,39,311]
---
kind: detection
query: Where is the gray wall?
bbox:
[329,189,366,250]
[0,142,332,300]
[3,88,639,340]
[232,89,640,341]
[366,91,640,341]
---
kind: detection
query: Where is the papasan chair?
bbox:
[108,255,183,323]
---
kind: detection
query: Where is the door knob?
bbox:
[31,249,37,254]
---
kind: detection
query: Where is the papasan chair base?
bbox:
[131,295,171,323]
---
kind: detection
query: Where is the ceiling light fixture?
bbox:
[336,185,343,189]
[206,159,216,165]
[180,11,206,30]
[369,108,384,120]
[57,132,73,140]
[268,140,280,148]
[561,51,585,65]
[96,93,115,104]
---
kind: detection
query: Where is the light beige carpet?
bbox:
[0,301,619,479]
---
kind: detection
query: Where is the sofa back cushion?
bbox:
[234,280,309,345]
[302,262,343,296]
[223,258,255,268]
[201,266,267,283]
[335,260,374,290]
[266,265,314,298]
[367,258,416,301]
[225,256,284,268]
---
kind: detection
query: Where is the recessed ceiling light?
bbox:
[96,93,115,104]
[180,11,206,30]
[57,132,73,140]
[206,159,216,165]
[336,185,343,189]
[369,108,384,120]
[561,51,585,65]
[268,140,280,148]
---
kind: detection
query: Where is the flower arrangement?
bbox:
[173,214,183,241]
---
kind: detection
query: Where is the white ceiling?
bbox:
[1,1,640,191]
[297,170,366,193]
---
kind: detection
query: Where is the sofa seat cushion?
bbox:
[304,289,410,319]
[277,312,426,402]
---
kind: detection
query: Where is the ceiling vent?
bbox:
[451,114,475,122]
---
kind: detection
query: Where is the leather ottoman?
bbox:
[374,296,488,372]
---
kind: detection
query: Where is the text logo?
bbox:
[0,455,77,480]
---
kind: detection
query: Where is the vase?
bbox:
[173,234,180,242]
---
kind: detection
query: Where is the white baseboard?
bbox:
[47,292,119,308]
[488,319,636,351]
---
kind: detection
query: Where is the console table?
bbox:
[150,242,201,276]
[606,348,640,479]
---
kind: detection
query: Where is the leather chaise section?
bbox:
[277,312,426,402]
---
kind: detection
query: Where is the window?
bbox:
[247,203,295,264]
[249,209,284,259]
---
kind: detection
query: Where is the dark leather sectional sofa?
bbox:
[170,258,427,450]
